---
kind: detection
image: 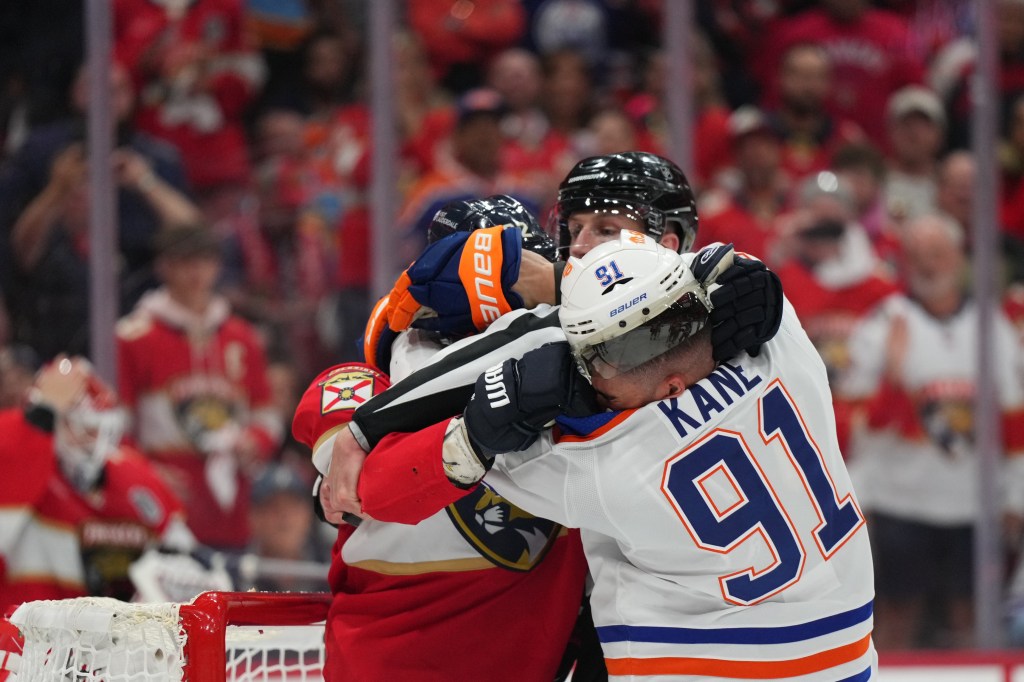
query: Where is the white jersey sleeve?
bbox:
[484,302,876,681]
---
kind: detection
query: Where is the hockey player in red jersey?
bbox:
[293,360,589,682]
[0,357,191,614]
[293,197,591,682]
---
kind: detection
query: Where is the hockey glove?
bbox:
[443,343,598,487]
[387,226,525,339]
[464,342,599,459]
[706,250,784,362]
[360,294,399,372]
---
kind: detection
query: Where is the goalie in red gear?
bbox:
[0,357,191,614]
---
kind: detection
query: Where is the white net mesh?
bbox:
[10,597,185,681]
[5,595,327,682]
[224,626,325,682]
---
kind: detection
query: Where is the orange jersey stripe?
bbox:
[605,632,871,678]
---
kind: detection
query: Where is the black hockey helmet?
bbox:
[550,151,698,255]
[427,194,558,262]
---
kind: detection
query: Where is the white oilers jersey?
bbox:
[483,303,876,681]
[839,295,1024,523]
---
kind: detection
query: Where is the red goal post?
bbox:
[4,591,331,682]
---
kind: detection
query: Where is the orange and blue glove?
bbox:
[362,226,524,372]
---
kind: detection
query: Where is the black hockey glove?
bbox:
[707,253,783,361]
[463,342,599,460]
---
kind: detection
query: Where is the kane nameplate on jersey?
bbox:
[320,368,381,414]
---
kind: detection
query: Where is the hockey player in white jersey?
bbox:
[345,232,876,681]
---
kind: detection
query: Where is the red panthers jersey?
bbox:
[0,409,185,613]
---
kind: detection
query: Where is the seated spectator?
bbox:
[764,42,866,183]
[832,142,902,269]
[487,47,572,205]
[220,147,336,382]
[406,0,526,92]
[0,62,201,361]
[696,106,790,260]
[539,48,598,179]
[393,30,457,182]
[1000,94,1024,245]
[624,35,733,188]
[397,88,543,265]
[113,0,266,221]
[936,150,1024,286]
[760,0,925,147]
[487,49,548,158]
[883,86,946,226]
[586,106,640,157]
[244,462,329,593]
[772,172,899,451]
[117,224,283,551]
[294,28,361,120]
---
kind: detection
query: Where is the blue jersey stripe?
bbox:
[556,411,621,436]
[596,601,873,645]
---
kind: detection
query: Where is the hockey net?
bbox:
[3,591,330,682]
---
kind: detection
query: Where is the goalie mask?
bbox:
[55,369,128,492]
[428,195,558,263]
[549,151,698,258]
[559,231,712,381]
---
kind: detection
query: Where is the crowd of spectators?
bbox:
[2,0,1024,650]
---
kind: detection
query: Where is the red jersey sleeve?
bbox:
[358,420,474,525]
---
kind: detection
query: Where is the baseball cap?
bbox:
[455,88,506,126]
[887,86,946,128]
[728,105,777,142]
[251,463,309,504]
[153,225,222,259]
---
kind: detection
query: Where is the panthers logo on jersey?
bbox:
[446,483,563,572]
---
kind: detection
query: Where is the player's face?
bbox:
[567,212,644,259]
[589,371,660,411]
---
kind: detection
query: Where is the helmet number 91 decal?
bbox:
[595,260,625,288]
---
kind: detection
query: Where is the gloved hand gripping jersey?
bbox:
[443,343,598,487]
[705,249,783,362]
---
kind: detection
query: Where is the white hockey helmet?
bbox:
[559,230,714,381]
[55,364,128,492]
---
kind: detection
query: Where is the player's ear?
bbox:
[658,231,681,253]
[656,373,687,400]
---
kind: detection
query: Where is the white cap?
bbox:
[887,86,946,128]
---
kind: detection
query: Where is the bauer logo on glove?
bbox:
[387,226,525,340]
